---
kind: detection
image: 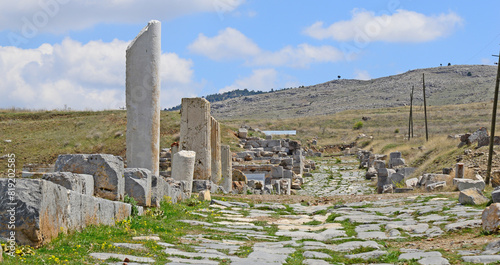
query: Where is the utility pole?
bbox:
[408,85,414,140]
[486,50,500,185]
[423,74,429,141]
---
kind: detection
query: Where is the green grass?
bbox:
[0,198,211,264]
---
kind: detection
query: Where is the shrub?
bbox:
[394,128,399,133]
[353,121,363,130]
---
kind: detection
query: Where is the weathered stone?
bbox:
[232,169,247,183]
[459,188,489,205]
[406,178,418,188]
[373,160,386,169]
[0,178,131,247]
[492,187,500,203]
[42,172,94,196]
[171,150,196,196]
[210,117,222,184]
[391,173,405,187]
[455,163,464,179]
[272,166,284,179]
[426,181,446,191]
[180,98,211,180]
[221,145,232,192]
[469,127,489,145]
[198,190,211,201]
[492,170,500,188]
[232,181,245,194]
[124,168,152,206]
[125,20,161,177]
[454,178,485,191]
[280,179,291,195]
[151,176,188,205]
[365,167,377,180]
[238,128,248,139]
[483,203,500,232]
[55,154,125,201]
[419,174,449,188]
[90,253,154,263]
[463,255,500,264]
[192,180,211,193]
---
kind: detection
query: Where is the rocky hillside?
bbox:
[211,65,497,120]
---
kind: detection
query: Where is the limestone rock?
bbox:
[492,187,500,203]
[232,181,245,194]
[459,188,489,205]
[232,169,247,183]
[483,203,500,232]
[198,190,211,201]
[125,20,161,177]
[171,150,196,196]
[406,178,418,188]
[365,167,377,180]
[42,172,94,196]
[124,168,152,206]
[0,178,131,247]
[180,98,212,180]
[221,145,232,192]
[238,128,248,139]
[426,181,446,191]
[55,154,125,201]
[454,178,485,191]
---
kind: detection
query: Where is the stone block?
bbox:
[390,173,404,187]
[454,178,485,191]
[493,187,500,203]
[373,160,386,169]
[419,173,449,188]
[238,128,248,139]
[55,154,125,201]
[280,179,291,195]
[42,172,94,196]
[455,163,464,179]
[232,169,247,183]
[221,145,232,193]
[125,20,161,177]
[459,188,489,205]
[283,169,293,179]
[389,158,405,168]
[171,150,196,197]
[483,203,500,232]
[426,181,446,191]
[405,178,418,188]
[0,178,131,247]
[365,167,377,180]
[124,168,152,206]
[198,190,211,201]
[210,117,222,184]
[192,180,211,193]
[492,170,500,188]
[396,167,416,177]
[180,98,211,180]
[272,166,284,179]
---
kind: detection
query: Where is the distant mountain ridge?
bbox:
[165,89,268,111]
[209,65,498,120]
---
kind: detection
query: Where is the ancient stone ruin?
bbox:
[125,20,161,177]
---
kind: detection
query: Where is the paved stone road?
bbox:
[90,159,500,264]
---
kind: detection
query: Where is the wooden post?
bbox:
[408,86,414,140]
[486,51,500,185]
[423,73,429,142]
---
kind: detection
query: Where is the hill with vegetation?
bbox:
[211,65,497,120]
[166,89,267,111]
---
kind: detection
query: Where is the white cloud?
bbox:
[220,68,278,93]
[303,9,463,43]
[189,27,344,67]
[252,44,344,68]
[188,27,261,61]
[353,69,371,80]
[0,0,245,34]
[0,38,198,110]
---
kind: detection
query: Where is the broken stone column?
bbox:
[211,116,222,184]
[126,20,161,177]
[455,163,464,179]
[171,150,196,197]
[180,98,211,180]
[221,145,232,192]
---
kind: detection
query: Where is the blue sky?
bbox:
[0,0,499,110]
